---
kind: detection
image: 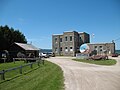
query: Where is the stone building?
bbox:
[52,31,90,56]
[87,43,115,55]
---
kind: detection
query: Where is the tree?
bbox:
[0,25,27,50]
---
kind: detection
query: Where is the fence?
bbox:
[0,58,44,81]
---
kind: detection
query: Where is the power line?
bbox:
[113,36,120,50]
[112,33,120,42]
[114,37,120,41]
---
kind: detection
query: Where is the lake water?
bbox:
[116,50,120,54]
[40,49,52,53]
[40,49,120,54]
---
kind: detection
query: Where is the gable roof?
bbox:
[15,42,39,51]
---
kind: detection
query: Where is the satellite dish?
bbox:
[80,44,90,53]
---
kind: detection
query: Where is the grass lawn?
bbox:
[0,61,25,71]
[0,61,40,80]
[72,59,117,65]
[0,61,64,90]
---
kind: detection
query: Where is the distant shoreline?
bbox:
[39,49,120,54]
[116,50,120,54]
[40,49,52,53]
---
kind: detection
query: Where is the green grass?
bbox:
[72,59,117,65]
[0,61,64,90]
[0,61,25,71]
[0,61,40,80]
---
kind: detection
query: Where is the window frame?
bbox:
[55,37,57,43]
[65,47,68,52]
[65,36,67,41]
[70,47,73,51]
[70,36,72,41]
[55,47,57,53]
[60,38,62,42]
[60,47,62,51]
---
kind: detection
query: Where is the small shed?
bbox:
[9,42,39,58]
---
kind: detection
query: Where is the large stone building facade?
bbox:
[87,43,115,55]
[52,31,90,56]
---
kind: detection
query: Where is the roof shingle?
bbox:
[15,42,39,51]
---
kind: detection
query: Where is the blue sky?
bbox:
[0,0,120,49]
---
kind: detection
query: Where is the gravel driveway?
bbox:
[47,56,120,90]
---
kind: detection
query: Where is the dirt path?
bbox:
[47,57,120,90]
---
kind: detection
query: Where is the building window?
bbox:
[94,46,97,48]
[60,38,62,42]
[100,49,102,51]
[65,36,67,41]
[70,47,73,51]
[55,47,57,53]
[94,46,97,50]
[60,47,62,51]
[99,46,103,52]
[70,36,72,41]
[79,36,81,40]
[94,46,98,50]
[55,38,57,43]
[99,46,102,48]
[65,47,68,52]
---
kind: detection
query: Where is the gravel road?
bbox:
[47,56,120,90]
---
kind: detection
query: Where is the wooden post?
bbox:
[13,58,15,64]
[24,58,26,63]
[30,63,33,69]
[1,70,5,80]
[4,58,6,63]
[42,59,44,65]
[19,66,22,74]
[38,60,40,66]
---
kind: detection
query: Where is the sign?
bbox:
[76,53,89,59]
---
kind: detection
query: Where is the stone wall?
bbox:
[52,31,90,56]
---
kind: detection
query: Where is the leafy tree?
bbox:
[0,25,27,50]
